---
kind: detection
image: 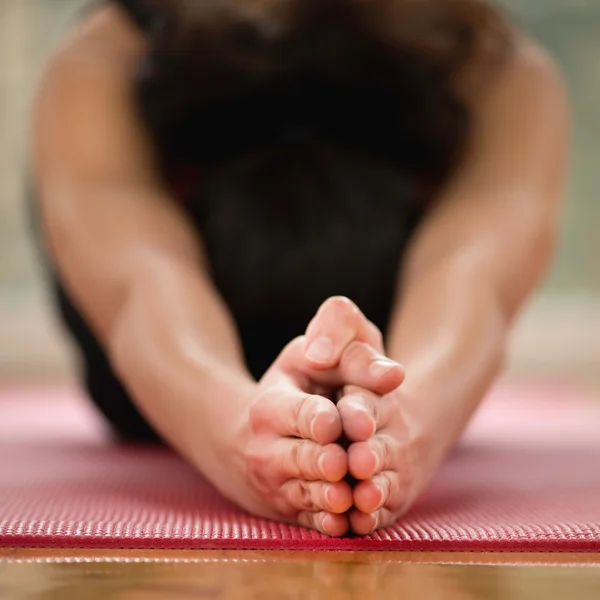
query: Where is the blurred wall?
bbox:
[0,0,598,382]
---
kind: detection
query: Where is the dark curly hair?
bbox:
[134,0,512,172]
[129,0,514,350]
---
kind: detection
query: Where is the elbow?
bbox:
[105,261,160,380]
[516,36,569,106]
[105,285,137,381]
[533,216,560,272]
[498,217,559,324]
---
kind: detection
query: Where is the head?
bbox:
[132,0,514,327]
[135,0,512,177]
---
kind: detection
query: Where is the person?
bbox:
[29,0,569,537]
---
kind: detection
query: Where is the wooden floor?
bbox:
[1,549,600,599]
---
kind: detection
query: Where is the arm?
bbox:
[387,39,569,468]
[32,7,255,463]
[32,9,400,532]
[343,38,569,536]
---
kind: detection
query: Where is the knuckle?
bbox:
[304,315,319,336]
[336,395,352,414]
[368,322,384,345]
[298,442,317,480]
[381,471,394,502]
[298,511,317,532]
[387,440,420,512]
[338,392,369,419]
[325,295,355,312]
[290,441,302,477]
[296,481,314,511]
[371,510,383,532]
[341,384,363,398]
[382,437,394,469]
[244,441,269,471]
[288,335,307,349]
[342,341,370,369]
[363,399,379,428]
[370,435,392,474]
[398,439,419,480]
[279,336,306,362]
[327,296,360,325]
[272,495,294,519]
[375,509,396,530]
[386,475,412,516]
[293,440,319,481]
[377,398,396,429]
[248,401,267,433]
[244,447,273,495]
[293,394,312,434]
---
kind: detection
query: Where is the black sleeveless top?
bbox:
[111,0,152,28]
[106,0,428,379]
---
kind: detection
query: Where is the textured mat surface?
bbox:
[1,384,599,551]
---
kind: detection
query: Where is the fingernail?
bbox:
[318,453,328,476]
[368,359,398,378]
[372,449,383,474]
[322,514,334,536]
[306,337,334,364]
[310,413,322,440]
[324,485,333,506]
[368,514,380,535]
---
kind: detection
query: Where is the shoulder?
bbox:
[457,30,566,115]
[32,5,158,187]
[40,4,146,82]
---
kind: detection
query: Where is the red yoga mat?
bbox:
[1,383,599,552]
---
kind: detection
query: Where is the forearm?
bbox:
[383,40,566,440]
[108,254,256,463]
[386,258,510,459]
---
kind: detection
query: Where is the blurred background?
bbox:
[0,0,598,386]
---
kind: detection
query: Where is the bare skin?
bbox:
[244,300,404,535]
[32,6,569,535]
[32,8,402,536]
[304,40,570,534]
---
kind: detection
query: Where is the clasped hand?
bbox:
[240,297,422,536]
